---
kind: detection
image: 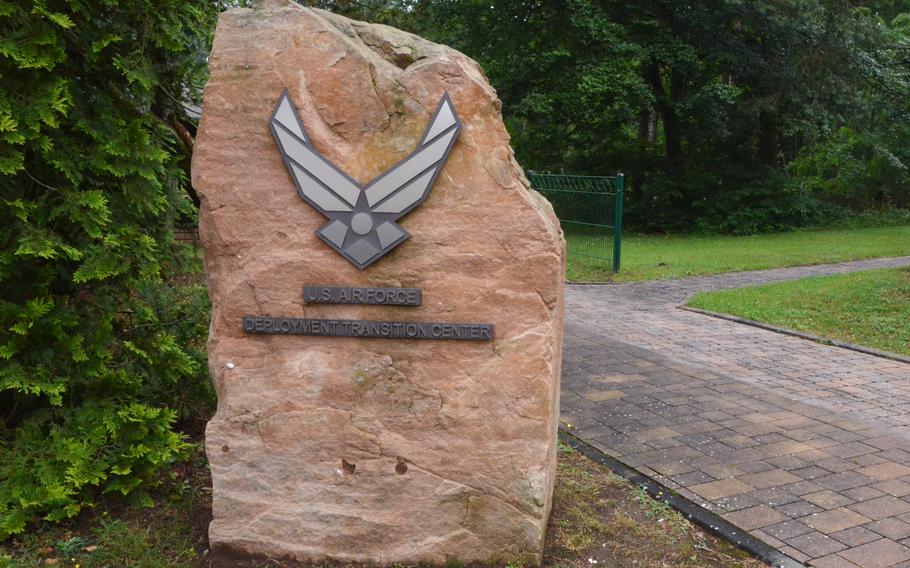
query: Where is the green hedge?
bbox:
[0,1,217,538]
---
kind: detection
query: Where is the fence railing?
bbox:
[528,172,624,272]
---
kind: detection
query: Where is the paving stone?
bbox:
[798,466,838,481]
[858,463,910,481]
[630,426,679,442]
[722,435,760,449]
[806,438,843,450]
[752,529,786,549]
[740,487,801,508]
[759,439,815,458]
[793,451,833,464]
[768,454,812,473]
[866,437,910,452]
[649,460,696,476]
[699,463,744,479]
[866,518,910,540]
[690,478,754,500]
[674,420,722,435]
[830,526,883,547]
[593,373,647,384]
[816,459,862,475]
[880,449,910,463]
[734,423,785,438]
[854,454,889,468]
[849,496,910,521]
[803,508,873,534]
[723,504,788,531]
[809,554,862,568]
[843,486,888,502]
[735,460,776,474]
[817,472,877,492]
[740,468,803,490]
[584,390,626,402]
[838,538,910,568]
[715,494,763,513]
[672,470,715,486]
[765,519,814,540]
[779,500,826,518]
[756,433,791,445]
[873,480,910,498]
[784,480,828,497]
[781,545,813,563]
[786,530,848,558]
[805,490,856,510]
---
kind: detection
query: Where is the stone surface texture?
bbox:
[192,2,565,565]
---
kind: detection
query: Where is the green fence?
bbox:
[528,173,624,272]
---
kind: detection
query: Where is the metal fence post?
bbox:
[613,173,624,273]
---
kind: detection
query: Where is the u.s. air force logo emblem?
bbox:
[269,91,461,269]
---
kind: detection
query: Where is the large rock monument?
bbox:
[192,1,565,564]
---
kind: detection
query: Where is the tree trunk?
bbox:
[638,108,650,143]
[645,62,683,166]
[758,107,778,167]
[665,69,683,165]
[638,108,658,144]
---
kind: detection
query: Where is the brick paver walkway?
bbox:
[561,257,910,567]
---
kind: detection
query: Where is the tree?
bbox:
[0,0,217,537]
[411,0,910,231]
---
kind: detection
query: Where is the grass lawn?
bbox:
[566,225,910,282]
[688,266,910,357]
[0,444,760,568]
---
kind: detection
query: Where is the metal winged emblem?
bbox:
[269,90,461,269]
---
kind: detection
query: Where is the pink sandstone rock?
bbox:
[192,1,565,564]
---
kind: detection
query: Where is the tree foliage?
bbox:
[0,0,217,537]
[319,0,910,232]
